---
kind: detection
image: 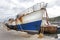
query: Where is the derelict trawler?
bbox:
[16,2,47,32]
[5,2,57,34]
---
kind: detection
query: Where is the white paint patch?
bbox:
[22,10,44,24]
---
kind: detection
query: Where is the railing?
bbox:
[17,2,47,18]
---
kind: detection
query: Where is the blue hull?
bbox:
[17,20,42,31]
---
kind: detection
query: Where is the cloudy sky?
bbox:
[0,0,60,21]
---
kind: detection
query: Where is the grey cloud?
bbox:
[47,2,55,8]
[0,7,25,17]
[56,0,60,6]
[47,0,60,8]
[18,0,34,2]
[12,7,25,10]
[5,0,12,3]
[0,0,26,17]
[11,7,26,13]
[0,0,33,21]
[0,7,9,12]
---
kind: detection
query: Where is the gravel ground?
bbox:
[0,23,58,40]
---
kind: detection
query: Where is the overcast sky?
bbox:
[0,0,60,21]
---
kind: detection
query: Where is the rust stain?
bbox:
[19,14,25,23]
[18,14,28,23]
[41,26,57,34]
[19,16,23,23]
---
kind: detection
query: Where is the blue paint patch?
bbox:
[17,20,42,31]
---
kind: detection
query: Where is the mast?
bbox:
[40,2,50,26]
[46,9,49,25]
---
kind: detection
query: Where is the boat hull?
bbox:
[15,5,46,32]
[16,10,44,31]
[17,20,42,31]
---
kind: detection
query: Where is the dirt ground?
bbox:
[0,23,58,40]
